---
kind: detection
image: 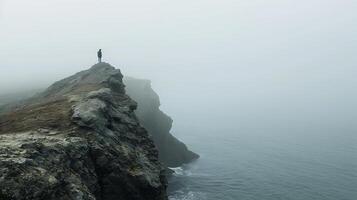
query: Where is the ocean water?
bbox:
[167,124,357,200]
[154,62,357,200]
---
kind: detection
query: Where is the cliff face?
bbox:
[0,63,167,200]
[124,77,199,167]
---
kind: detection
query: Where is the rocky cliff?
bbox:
[124,77,199,167]
[0,63,167,200]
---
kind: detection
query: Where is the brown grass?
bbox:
[0,98,73,134]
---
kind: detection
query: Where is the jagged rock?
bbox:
[0,63,167,200]
[124,77,199,167]
[0,132,97,200]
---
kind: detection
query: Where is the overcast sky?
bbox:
[0,0,356,131]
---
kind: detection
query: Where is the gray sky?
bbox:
[0,0,357,131]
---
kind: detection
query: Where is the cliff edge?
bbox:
[124,77,199,167]
[0,63,167,200]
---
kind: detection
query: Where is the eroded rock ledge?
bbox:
[124,78,199,167]
[0,63,167,200]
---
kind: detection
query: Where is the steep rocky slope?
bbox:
[0,63,167,200]
[124,77,199,167]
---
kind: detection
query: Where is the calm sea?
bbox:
[167,123,357,200]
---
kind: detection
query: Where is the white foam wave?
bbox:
[169,166,193,176]
[169,191,207,200]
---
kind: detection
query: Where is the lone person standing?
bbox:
[97,49,102,63]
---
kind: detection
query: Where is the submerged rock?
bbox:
[0,63,167,200]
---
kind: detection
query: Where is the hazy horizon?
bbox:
[1,0,356,92]
[1,0,357,131]
[1,1,357,199]
[1,0,356,121]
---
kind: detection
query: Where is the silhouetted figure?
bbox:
[97,49,102,63]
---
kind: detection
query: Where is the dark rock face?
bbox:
[0,63,167,200]
[124,77,199,167]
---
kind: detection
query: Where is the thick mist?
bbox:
[1,1,357,199]
[1,0,356,135]
[1,0,357,137]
